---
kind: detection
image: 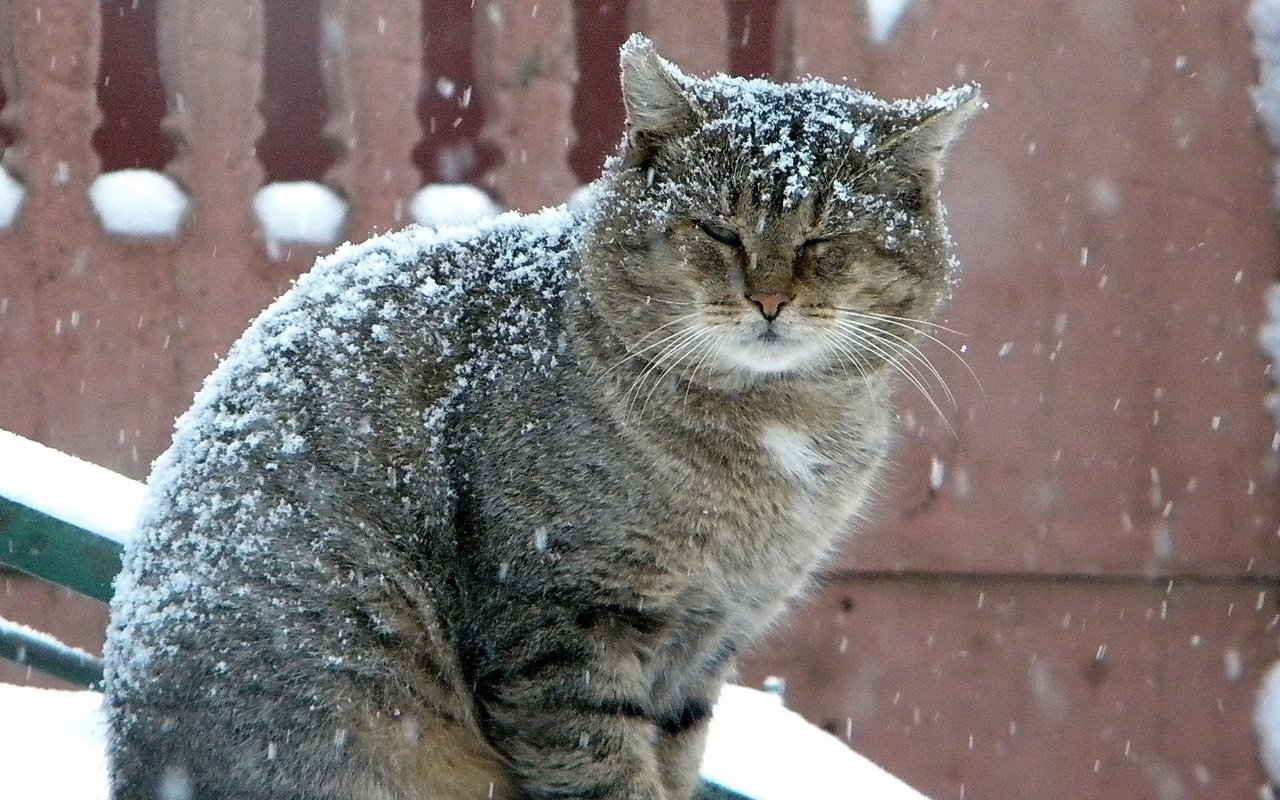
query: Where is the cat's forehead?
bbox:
[684,75,930,142]
[677,77,895,211]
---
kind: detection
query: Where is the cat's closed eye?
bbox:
[695,220,742,247]
[801,237,835,256]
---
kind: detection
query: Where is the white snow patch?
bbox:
[1252,0,1280,152]
[89,169,189,238]
[253,181,349,257]
[409,183,502,229]
[1257,660,1280,786]
[0,683,108,800]
[1261,285,1280,418]
[0,682,923,800]
[865,0,915,44]
[0,164,26,229]
[568,182,600,213]
[702,684,927,799]
[0,429,144,546]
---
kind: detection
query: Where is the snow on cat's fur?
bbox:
[105,35,978,800]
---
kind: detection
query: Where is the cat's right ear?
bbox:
[618,34,702,169]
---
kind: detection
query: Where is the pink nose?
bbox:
[747,292,792,321]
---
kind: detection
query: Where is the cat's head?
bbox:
[580,34,981,390]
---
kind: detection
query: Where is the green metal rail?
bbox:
[0,495,124,603]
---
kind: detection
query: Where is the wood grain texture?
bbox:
[742,576,1276,800]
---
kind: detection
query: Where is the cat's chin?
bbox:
[716,330,825,376]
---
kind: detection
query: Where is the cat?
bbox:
[104,33,980,800]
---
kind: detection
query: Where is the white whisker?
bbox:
[834,307,982,393]
[638,328,717,419]
[831,323,954,435]
[682,328,729,404]
[833,319,956,406]
[597,313,701,381]
[816,330,872,395]
[622,325,705,417]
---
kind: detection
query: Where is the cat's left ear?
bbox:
[884,84,984,175]
[618,34,703,169]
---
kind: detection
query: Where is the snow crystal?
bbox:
[0,164,26,229]
[409,183,501,229]
[89,169,189,238]
[0,429,144,545]
[253,181,349,257]
[865,0,915,44]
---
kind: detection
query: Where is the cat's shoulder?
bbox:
[295,204,581,310]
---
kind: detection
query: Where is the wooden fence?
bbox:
[0,1,1278,798]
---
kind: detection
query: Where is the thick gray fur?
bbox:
[105,35,979,800]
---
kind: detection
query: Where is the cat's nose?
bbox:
[747,292,793,321]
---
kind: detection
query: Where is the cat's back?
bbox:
[106,206,579,697]
[147,204,578,511]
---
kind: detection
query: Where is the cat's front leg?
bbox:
[653,662,733,800]
[477,657,668,800]
[654,704,713,800]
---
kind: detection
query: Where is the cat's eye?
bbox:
[696,220,742,247]
[800,238,835,259]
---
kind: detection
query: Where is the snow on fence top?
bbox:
[0,430,144,547]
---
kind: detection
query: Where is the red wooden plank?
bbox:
[627,0,730,77]
[156,0,288,406]
[741,576,1275,800]
[827,0,1280,577]
[775,0,870,82]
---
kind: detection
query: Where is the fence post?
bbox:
[472,0,578,211]
[320,0,425,240]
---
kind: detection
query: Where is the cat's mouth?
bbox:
[714,318,824,375]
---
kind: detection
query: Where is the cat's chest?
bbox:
[660,420,879,590]
[755,423,835,491]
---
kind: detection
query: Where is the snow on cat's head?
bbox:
[581,34,981,387]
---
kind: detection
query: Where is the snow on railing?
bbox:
[0,430,144,685]
[0,430,143,550]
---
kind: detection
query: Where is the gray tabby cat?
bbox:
[104,34,979,800]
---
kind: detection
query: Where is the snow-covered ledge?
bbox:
[0,430,142,548]
[410,183,502,229]
[0,682,927,800]
[253,181,350,260]
[0,164,27,230]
